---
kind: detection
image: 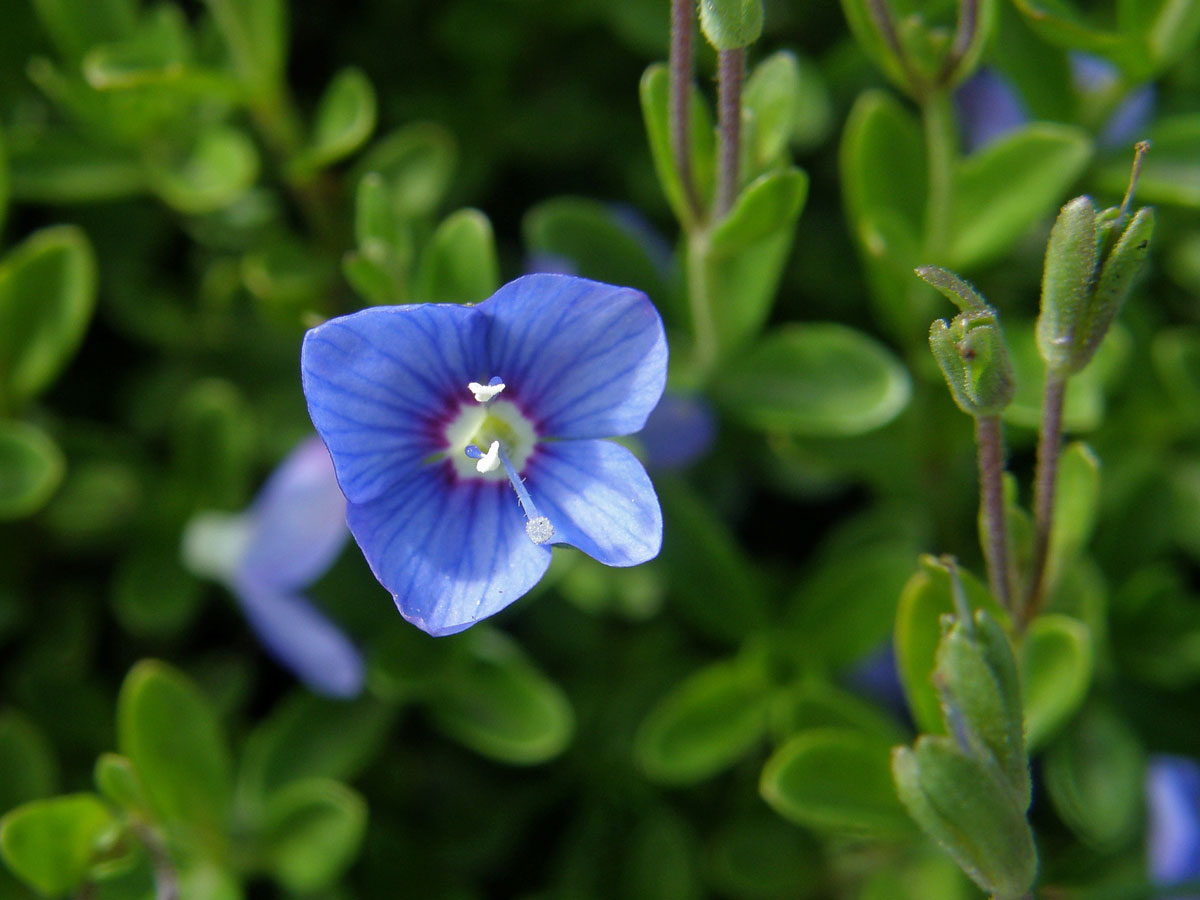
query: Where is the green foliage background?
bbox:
[3,0,1200,897]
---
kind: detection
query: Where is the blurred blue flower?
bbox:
[1148,755,1200,896]
[183,437,365,698]
[955,67,1027,152]
[637,392,716,470]
[301,273,668,637]
[1070,53,1155,150]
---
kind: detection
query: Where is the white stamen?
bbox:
[468,380,506,402]
[475,440,501,473]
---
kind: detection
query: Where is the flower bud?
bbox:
[892,736,1038,899]
[935,609,1030,807]
[1037,145,1154,375]
[929,309,1015,417]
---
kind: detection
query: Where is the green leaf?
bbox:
[708,813,822,900]
[171,378,256,509]
[839,91,928,333]
[522,197,669,301]
[622,810,702,900]
[93,754,150,815]
[1044,702,1145,849]
[175,859,241,900]
[0,420,65,520]
[947,124,1092,270]
[657,479,770,644]
[116,660,232,836]
[1010,0,1137,72]
[838,0,917,94]
[698,0,764,50]
[0,794,117,896]
[639,64,716,226]
[761,727,913,837]
[1046,442,1101,596]
[858,853,975,900]
[935,612,1030,806]
[789,539,918,670]
[0,712,57,814]
[242,239,335,313]
[201,0,286,97]
[238,694,393,802]
[894,556,1004,733]
[693,224,797,355]
[292,67,377,174]
[717,324,911,436]
[30,0,137,62]
[80,5,197,91]
[356,123,457,220]
[263,778,366,893]
[147,127,259,215]
[634,657,770,785]
[0,225,97,409]
[111,541,204,638]
[415,208,499,304]
[427,628,574,765]
[0,124,8,237]
[841,91,925,239]
[1020,614,1093,750]
[770,679,908,746]
[710,169,808,256]
[8,133,145,204]
[743,51,830,169]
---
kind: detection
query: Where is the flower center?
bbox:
[442,379,554,545]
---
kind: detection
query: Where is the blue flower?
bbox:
[301,273,668,637]
[1070,53,1155,149]
[954,67,1027,153]
[1147,755,1200,897]
[183,436,365,698]
[637,392,716,470]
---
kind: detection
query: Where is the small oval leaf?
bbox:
[635,658,770,785]
[1020,614,1094,750]
[718,324,911,436]
[0,420,65,520]
[761,727,913,837]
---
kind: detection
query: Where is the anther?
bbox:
[464,442,501,474]
[468,377,506,403]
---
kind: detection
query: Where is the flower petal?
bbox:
[345,467,552,636]
[526,439,662,566]
[301,303,489,504]
[235,582,365,698]
[1147,755,1200,887]
[479,274,667,439]
[238,437,348,591]
[636,392,716,470]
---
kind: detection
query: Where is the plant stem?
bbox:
[1024,369,1067,628]
[669,0,701,222]
[939,0,980,83]
[716,47,745,219]
[976,415,1013,613]
[686,231,718,370]
[921,89,956,259]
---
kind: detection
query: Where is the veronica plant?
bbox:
[301,273,667,636]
